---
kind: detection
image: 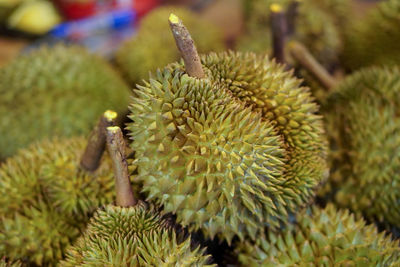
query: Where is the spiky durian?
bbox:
[0,259,21,267]
[238,0,350,67]
[128,50,327,243]
[322,66,400,228]
[0,44,130,159]
[236,204,400,266]
[0,136,136,265]
[115,6,224,85]
[342,0,400,70]
[61,202,213,266]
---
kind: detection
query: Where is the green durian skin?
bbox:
[128,51,327,243]
[0,259,22,267]
[322,66,400,228]
[0,44,130,160]
[238,0,350,67]
[236,204,400,266]
[342,0,400,70]
[61,202,214,267]
[0,137,123,266]
[115,6,224,86]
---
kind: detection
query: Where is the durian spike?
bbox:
[106,126,136,207]
[286,0,301,36]
[169,13,205,79]
[288,40,338,90]
[80,110,118,172]
[270,4,287,64]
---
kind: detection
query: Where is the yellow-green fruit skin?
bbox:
[238,0,350,67]
[236,204,400,266]
[342,0,400,70]
[128,51,327,243]
[115,6,224,85]
[0,44,130,160]
[61,202,214,267]
[322,66,400,228]
[0,137,122,266]
[0,259,21,267]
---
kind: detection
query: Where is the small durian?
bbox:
[0,44,130,159]
[236,204,400,266]
[0,112,137,265]
[238,0,350,67]
[128,15,327,243]
[61,126,213,267]
[115,6,224,85]
[342,0,400,70]
[322,66,400,228]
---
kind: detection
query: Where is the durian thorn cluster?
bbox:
[168,13,205,79]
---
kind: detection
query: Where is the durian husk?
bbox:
[60,202,214,266]
[0,137,138,266]
[236,204,400,266]
[341,0,400,70]
[320,66,400,228]
[115,6,224,86]
[0,44,130,160]
[128,51,327,244]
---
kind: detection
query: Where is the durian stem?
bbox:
[288,41,337,90]
[169,13,205,79]
[286,0,301,36]
[270,4,287,64]
[106,126,137,207]
[80,110,118,172]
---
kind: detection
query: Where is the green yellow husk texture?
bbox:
[342,0,400,70]
[61,203,214,266]
[0,44,130,159]
[128,51,327,243]
[0,137,118,265]
[236,204,400,266]
[116,6,224,86]
[323,66,400,227]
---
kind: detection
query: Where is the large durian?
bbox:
[238,0,350,67]
[0,44,130,159]
[0,119,137,265]
[115,6,224,85]
[61,126,213,267]
[128,23,327,244]
[236,204,400,266]
[341,0,400,70]
[322,66,400,228]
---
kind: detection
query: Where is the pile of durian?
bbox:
[1,1,400,266]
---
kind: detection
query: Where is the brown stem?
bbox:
[169,13,205,79]
[270,4,287,64]
[286,0,301,36]
[288,41,338,90]
[80,110,118,172]
[106,126,136,207]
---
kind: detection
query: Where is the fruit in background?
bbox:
[0,0,22,23]
[236,204,400,266]
[61,126,214,267]
[322,66,400,228]
[0,44,130,160]
[128,39,327,243]
[115,6,224,85]
[7,0,61,34]
[342,0,400,70]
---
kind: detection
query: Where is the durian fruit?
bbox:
[236,204,400,266]
[341,0,400,70]
[0,259,21,267]
[128,15,327,243]
[0,112,137,265]
[61,126,213,267]
[0,44,130,160]
[238,0,350,67]
[322,66,400,228]
[115,6,224,85]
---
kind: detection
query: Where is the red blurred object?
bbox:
[56,0,159,20]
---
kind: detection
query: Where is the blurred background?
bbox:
[0,0,380,66]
